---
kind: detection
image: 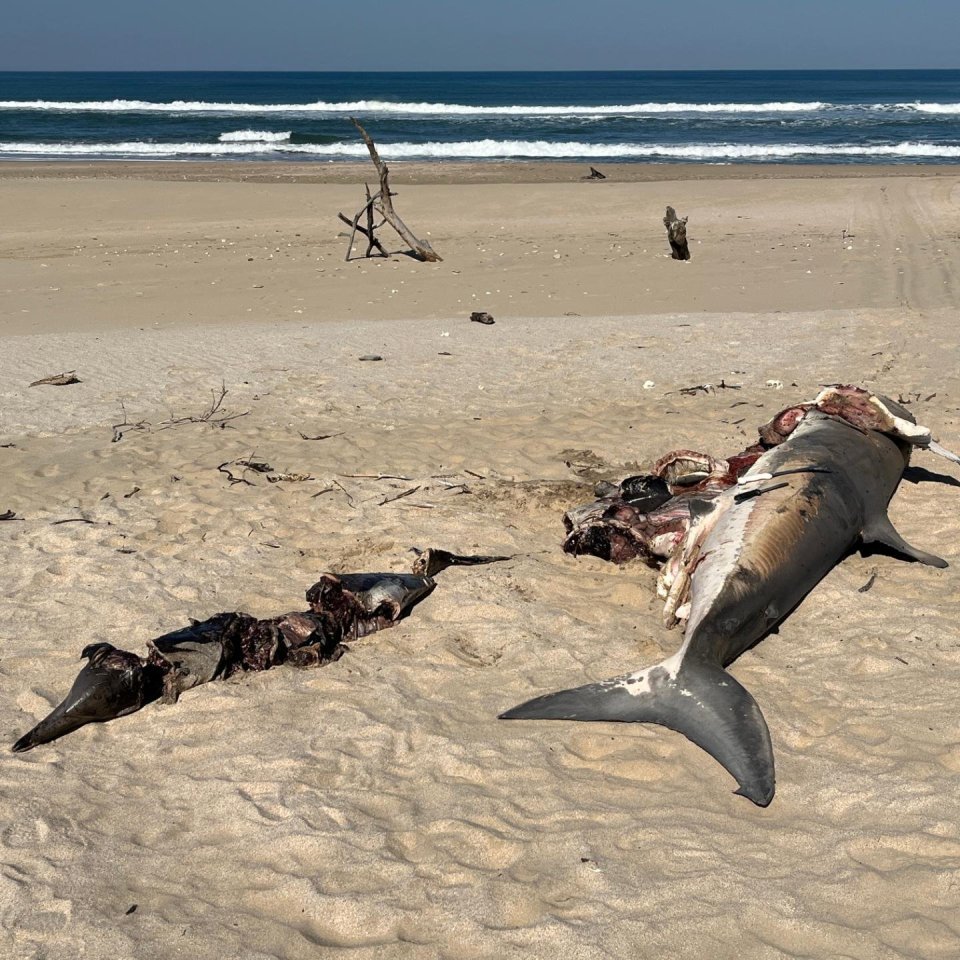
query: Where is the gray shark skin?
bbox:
[501,410,947,806]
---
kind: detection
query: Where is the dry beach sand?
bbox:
[1,164,960,959]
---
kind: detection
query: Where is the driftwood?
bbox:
[582,166,606,181]
[337,183,388,259]
[30,371,81,387]
[663,206,690,261]
[339,118,442,263]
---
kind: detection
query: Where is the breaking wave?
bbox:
[3,139,960,160]
[0,98,830,116]
[218,130,291,142]
[895,102,960,114]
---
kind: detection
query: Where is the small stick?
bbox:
[340,473,413,481]
[332,479,355,507]
[379,485,421,506]
[218,461,255,486]
[111,399,151,443]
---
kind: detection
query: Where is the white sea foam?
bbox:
[218,130,291,142]
[895,102,960,114]
[0,98,829,116]
[3,139,959,160]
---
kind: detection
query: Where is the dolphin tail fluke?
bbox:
[499,655,776,806]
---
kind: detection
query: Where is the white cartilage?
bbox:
[737,472,773,485]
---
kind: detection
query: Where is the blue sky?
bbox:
[2,0,958,71]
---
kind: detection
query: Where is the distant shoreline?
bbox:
[2,160,959,185]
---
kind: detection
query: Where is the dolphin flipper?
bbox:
[862,514,948,568]
[500,655,775,806]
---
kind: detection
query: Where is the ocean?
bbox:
[2,70,960,164]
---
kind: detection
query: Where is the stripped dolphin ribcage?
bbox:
[502,385,959,805]
[12,549,509,752]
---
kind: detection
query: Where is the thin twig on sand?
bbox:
[112,400,151,443]
[159,383,249,430]
[378,485,421,506]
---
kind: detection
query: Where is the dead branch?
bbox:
[159,383,249,430]
[346,118,442,263]
[337,210,387,260]
[663,206,691,261]
[112,400,151,443]
[364,183,388,258]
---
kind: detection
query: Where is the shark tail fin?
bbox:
[499,654,775,806]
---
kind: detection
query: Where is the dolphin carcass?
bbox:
[501,385,959,806]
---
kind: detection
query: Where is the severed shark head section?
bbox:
[500,653,775,806]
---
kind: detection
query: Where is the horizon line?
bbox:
[3,67,960,74]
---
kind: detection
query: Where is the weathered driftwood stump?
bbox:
[339,118,442,263]
[663,206,690,260]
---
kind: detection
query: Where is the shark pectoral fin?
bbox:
[928,440,960,466]
[862,515,948,569]
[500,656,776,807]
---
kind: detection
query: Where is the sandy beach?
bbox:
[2,163,960,959]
